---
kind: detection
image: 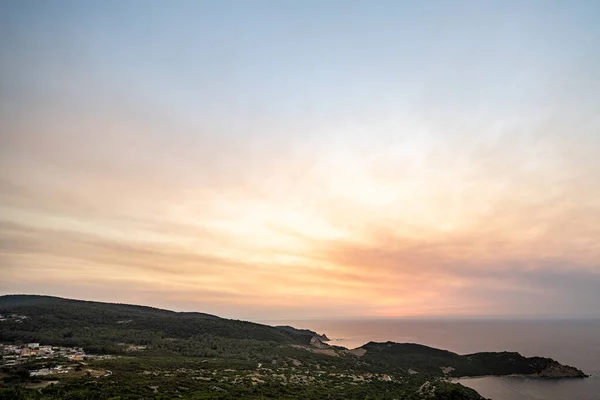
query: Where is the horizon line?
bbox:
[2,292,599,322]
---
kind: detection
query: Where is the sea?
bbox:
[264,319,600,400]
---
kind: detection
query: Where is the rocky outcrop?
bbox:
[276,325,330,341]
[531,359,587,378]
[309,336,332,349]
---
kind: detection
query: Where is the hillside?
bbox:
[0,295,586,399]
[0,295,313,356]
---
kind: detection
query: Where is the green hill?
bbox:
[0,295,312,356]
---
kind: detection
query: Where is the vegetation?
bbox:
[0,295,307,355]
[0,295,584,399]
[0,356,485,400]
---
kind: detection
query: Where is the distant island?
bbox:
[0,295,587,399]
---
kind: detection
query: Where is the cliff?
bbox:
[275,325,330,341]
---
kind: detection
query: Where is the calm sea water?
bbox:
[264,319,600,400]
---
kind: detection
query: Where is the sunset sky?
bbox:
[1,1,599,320]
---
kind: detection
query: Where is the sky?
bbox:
[1,0,599,320]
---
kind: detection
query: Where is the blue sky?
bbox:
[4,0,599,123]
